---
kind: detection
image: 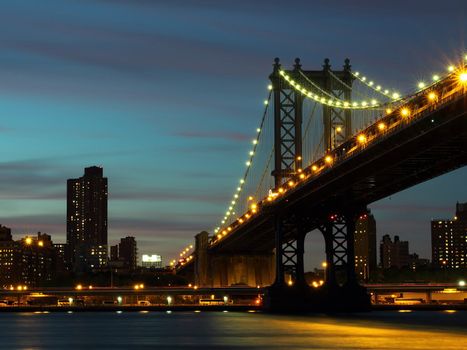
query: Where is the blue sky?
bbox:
[0,0,466,269]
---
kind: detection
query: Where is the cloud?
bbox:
[111,188,229,204]
[174,130,251,141]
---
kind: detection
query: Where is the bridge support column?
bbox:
[318,210,370,311]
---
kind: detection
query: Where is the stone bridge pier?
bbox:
[194,231,274,288]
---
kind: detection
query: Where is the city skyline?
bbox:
[0,0,466,269]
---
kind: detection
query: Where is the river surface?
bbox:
[0,310,466,349]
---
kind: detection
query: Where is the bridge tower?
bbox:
[269,57,353,188]
[267,58,369,311]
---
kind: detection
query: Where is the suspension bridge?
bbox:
[173,56,467,311]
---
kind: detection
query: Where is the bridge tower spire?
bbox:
[322,58,353,151]
[270,57,303,189]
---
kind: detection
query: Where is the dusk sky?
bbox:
[0,0,466,269]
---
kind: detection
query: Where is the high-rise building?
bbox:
[0,225,15,288]
[54,243,72,273]
[67,166,108,272]
[431,202,467,269]
[117,236,138,270]
[354,212,377,281]
[380,234,409,269]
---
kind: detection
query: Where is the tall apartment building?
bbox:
[67,166,108,272]
[380,234,409,269]
[431,202,467,269]
[354,212,377,281]
[0,231,56,287]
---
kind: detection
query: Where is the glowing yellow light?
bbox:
[417,82,425,89]
[322,261,328,268]
[335,126,342,133]
[246,161,251,166]
[385,108,392,114]
[343,102,349,107]
[217,234,222,239]
[227,227,232,231]
[278,187,284,193]
[25,237,32,245]
[432,74,440,81]
[268,84,273,90]
[256,128,260,133]
[392,92,400,99]
[459,72,467,83]
[428,92,437,101]
[249,151,254,156]
[311,165,318,171]
[371,99,377,105]
[238,218,244,224]
[248,196,253,201]
[448,65,455,72]
[251,203,257,210]
[76,284,82,290]
[378,122,386,131]
[296,156,302,161]
[299,173,305,179]
[140,284,144,289]
[263,100,268,105]
[89,285,93,289]
[357,134,367,144]
[17,286,23,291]
[287,280,293,286]
[38,240,44,247]
[400,108,410,117]
[288,181,294,187]
[252,140,257,145]
[325,155,333,164]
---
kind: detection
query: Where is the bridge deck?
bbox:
[210,87,467,253]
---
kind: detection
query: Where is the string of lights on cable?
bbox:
[209,55,467,246]
[213,89,272,235]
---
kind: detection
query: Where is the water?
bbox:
[0,311,466,349]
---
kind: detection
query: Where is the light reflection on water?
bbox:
[1,311,466,349]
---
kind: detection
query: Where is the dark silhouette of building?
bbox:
[0,224,12,241]
[354,212,377,281]
[0,231,56,287]
[54,243,72,273]
[118,236,138,270]
[380,234,409,269]
[0,225,15,287]
[408,253,430,271]
[431,202,467,269]
[67,166,108,272]
[110,244,119,261]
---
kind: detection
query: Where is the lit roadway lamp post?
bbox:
[321,261,328,284]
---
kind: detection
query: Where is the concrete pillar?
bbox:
[194,231,210,287]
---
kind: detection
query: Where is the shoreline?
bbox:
[0,304,466,313]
